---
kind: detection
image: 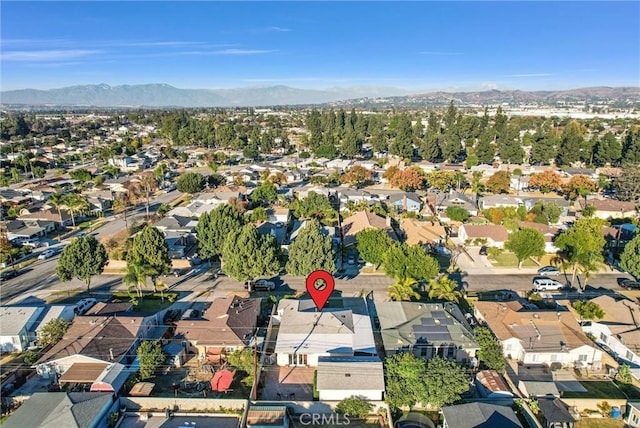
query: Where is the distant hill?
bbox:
[1,83,638,108]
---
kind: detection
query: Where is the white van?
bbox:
[532,278,564,291]
[74,298,97,315]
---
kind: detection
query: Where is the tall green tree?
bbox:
[593,132,622,165]
[137,340,165,380]
[620,234,640,280]
[390,114,414,159]
[251,182,278,207]
[383,243,439,282]
[384,352,428,409]
[423,357,469,408]
[227,348,256,387]
[613,166,640,202]
[356,228,393,267]
[196,204,245,259]
[176,172,204,194]
[56,235,108,293]
[291,192,336,220]
[505,228,546,268]
[286,219,335,276]
[475,132,496,164]
[126,225,171,292]
[557,121,585,166]
[555,218,606,289]
[221,224,280,283]
[62,193,89,228]
[475,327,506,372]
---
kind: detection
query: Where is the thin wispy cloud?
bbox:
[419,51,462,56]
[264,26,291,32]
[505,73,554,78]
[186,49,275,56]
[1,49,102,61]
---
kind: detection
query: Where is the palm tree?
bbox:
[138,173,158,219]
[62,193,89,228]
[427,275,463,302]
[388,276,420,302]
[122,262,148,298]
[49,192,66,236]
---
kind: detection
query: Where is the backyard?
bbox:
[562,381,627,399]
[575,419,625,428]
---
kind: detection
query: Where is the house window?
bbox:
[505,343,513,351]
[627,351,634,361]
[531,354,537,362]
[550,354,557,362]
[448,347,455,358]
[600,332,608,343]
[579,354,588,362]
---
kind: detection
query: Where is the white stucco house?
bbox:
[474,301,602,368]
[273,298,376,367]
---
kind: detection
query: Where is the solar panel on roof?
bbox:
[439,318,454,325]
[430,333,452,341]
[421,318,436,326]
[432,311,446,318]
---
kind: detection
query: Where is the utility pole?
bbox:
[252,340,258,401]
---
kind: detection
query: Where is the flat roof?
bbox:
[59,363,109,383]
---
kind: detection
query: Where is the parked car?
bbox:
[23,238,41,248]
[620,279,640,290]
[479,246,488,256]
[0,270,22,281]
[38,249,56,260]
[532,277,564,291]
[74,298,97,315]
[537,266,561,276]
[250,279,276,291]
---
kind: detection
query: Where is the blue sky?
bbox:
[1,1,639,91]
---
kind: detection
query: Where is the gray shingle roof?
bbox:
[442,402,523,428]
[316,356,384,391]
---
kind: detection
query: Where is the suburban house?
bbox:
[567,295,640,368]
[2,392,118,428]
[435,191,479,217]
[246,405,289,428]
[288,220,339,246]
[154,215,198,235]
[388,192,422,213]
[523,197,571,220]
[474,301,602,368]
[108,155,141,171]
[257,221,287,245]
[339,188,378,207]
[578,198,638,219]
[341,210,398,247]
[479,195,523,210]
[315,356,385,401]
[35,314,158,380]
[267,208,291,225]
[17,208,73,229]
[626,402,640,428]
[0,306,46,352]
[173,297,261,364]
[458,224,509,248]
[5,219,50,242]
[196,189,245,209]
[442,402,523,428]
[273,297,376,367]
[516,221,561,253]
[376,302,478,364]
[400,218,447,247]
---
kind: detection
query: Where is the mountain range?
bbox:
[1,83,638,108]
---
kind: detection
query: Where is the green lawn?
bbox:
[563,381,627,399]
[575,419,625,428]
[490,252,539,268]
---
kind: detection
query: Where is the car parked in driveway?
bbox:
[38,249,56,260]
[249,279,276,291]
[479,246,488,256]
[537,266,561,276]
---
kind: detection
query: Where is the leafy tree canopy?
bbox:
[196,204,245,259]
[383,242,439,282]
[56,235,108,293]
[572,300,605,320]
[286,219,335,276]
[335,397,373,419]
[621,234,640,280]
[423,356,470,408]
[505,227,546,268]
[291,191,336,220]
[221,224,280,283]
[446,206,470,222]
[356,228,393,267]
[176,172,205,194]
[126,225,171,284]
[384,352,428,409]
[137,340,165,380]
[37,318,71,348]
[251,182,278,207]
[475,326,506,372]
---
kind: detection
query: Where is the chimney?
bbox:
[109,348,114,360]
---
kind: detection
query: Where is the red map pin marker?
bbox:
[306,269,335,311]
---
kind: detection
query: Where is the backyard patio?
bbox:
[259,366,315,401]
